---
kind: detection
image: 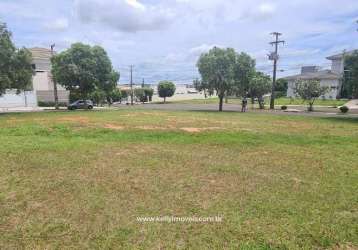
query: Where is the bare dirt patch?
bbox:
[180,127,202,133]
[135,125,174,131]
[104,124,124,130]
[180,127,223,133]
[58,116,90,124]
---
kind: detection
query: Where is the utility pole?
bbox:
[269,32,285,110]
[50,44,59,110]
[142,78,145,88]
[130,65,134,105]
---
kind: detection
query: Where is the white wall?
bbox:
[287,79,339,99]
[331,59,344,74]
[33,71,51,90]
[32,71,67,91]
[0,90,38,108]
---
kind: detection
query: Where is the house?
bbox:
[285,50,357,99]
[0,47,70,108]
[30,47,69,104]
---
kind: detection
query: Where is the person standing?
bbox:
[241,97,248,112]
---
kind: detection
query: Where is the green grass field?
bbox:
[172,97,348,107]
[0,110,357,249]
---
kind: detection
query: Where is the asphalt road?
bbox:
[113,103,358,118]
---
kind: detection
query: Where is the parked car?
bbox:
[68,100,94,110]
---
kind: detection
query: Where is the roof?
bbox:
[284,70,340,80]
[326,50,358,60]
[29,47,55,60]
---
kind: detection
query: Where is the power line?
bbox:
[268,32,285,110]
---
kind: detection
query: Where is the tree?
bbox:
[0,22,33,95]
[90,89,106,106]
[196,47,237,111]
[343,51,358,98]
[157,81,176,103]
[234,52,256,97]
[248,72,271,109]
[275,78,288,97]
[134,88,146,103]
[108,88,122,104]
[143,88,154,102]
[294,79,329,111]
[193,79,213,99]
[51,43,119,99]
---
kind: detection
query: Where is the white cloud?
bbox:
[74,0,175,32]
[189,44,222,56]
[44,18,69,32]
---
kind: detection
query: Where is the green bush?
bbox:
[281,105,288,110]
[38,101,68,107]
[144,88,154,102]
[340,106,349,113]
[275,91,287,98]
[134,88,146,103]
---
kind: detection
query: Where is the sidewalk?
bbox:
[0,107,43,113]
[343,99,358,110]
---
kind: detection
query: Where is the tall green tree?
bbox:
[234,52,256,97]
[157,81,176,103]
[0,22,33,95]
[294,79,328,111]
[248,72,271,109]
[196,47,237,111]
[343,51,358,98]
[51,43,119,99]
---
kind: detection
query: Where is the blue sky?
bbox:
[1,0,358,84]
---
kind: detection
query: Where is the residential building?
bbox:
[285,50,357,99]
[30,47,69,104]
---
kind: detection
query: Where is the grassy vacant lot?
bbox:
[0,110,357,249]
[173,97,348,107]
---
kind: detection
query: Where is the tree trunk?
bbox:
[219,96,224,112]
[258,97,265,109]
[308,102,314,112]
[164,97,166,104]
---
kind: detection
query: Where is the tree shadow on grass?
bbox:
[321,116,358,124]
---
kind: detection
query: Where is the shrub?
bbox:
[143,88,154,102]
[340,106,349,113]
[158,81,176,103]
[38,101,68,107]
[134,88,146,103]
[275,91,286,98]
[281,105,288,110]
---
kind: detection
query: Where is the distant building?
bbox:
[285,50,357,99]
[30,48,69,104]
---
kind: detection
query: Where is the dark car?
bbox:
[68,100,94,110]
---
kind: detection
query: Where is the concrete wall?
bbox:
[36,90,70,103]
[0,90,37,108]
[287,79,339,99]
[32,71,69,103]
[33,71,67,91]
[33,71,52,90]
[331,59,344,74]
